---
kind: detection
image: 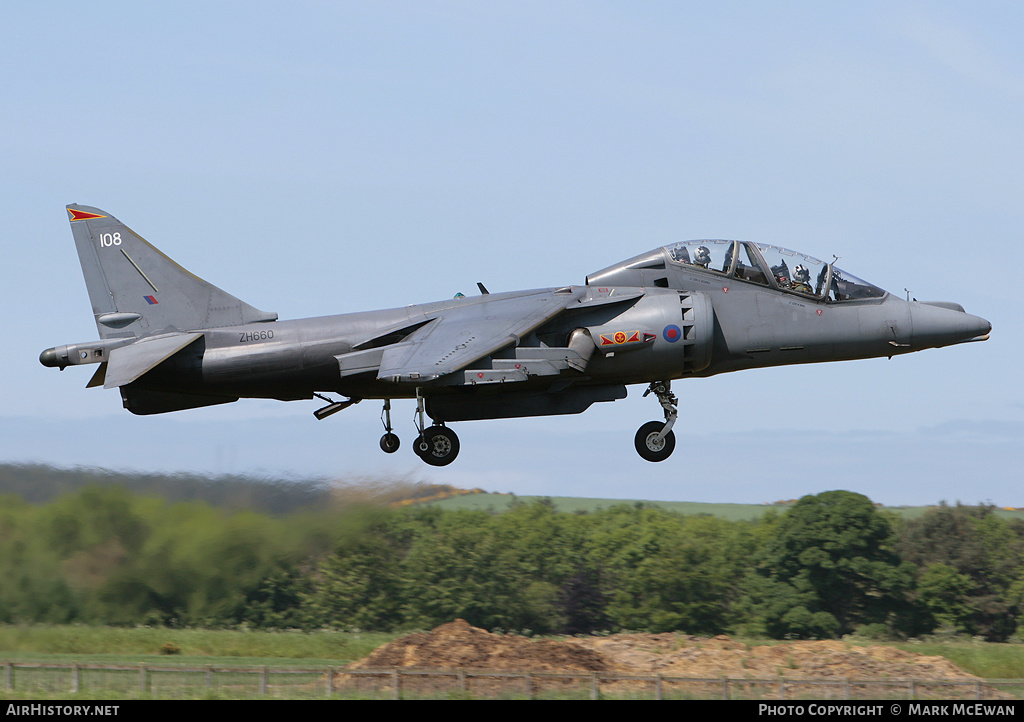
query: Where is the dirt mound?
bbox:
[350,622,984,681]
[343,622,1008,698]
[572,635,974,680]
[350,619,607,672]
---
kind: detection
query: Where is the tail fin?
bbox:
[67,204,277,338]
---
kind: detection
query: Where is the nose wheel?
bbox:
[636,381,678,462]
[635,421,676,462]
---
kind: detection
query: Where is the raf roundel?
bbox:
[663,324,682,343]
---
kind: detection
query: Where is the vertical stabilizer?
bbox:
[67,204,277,338]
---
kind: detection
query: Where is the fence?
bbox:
[3,661,1022,700]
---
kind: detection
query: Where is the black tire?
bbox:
[414,425,460,466]
[634,421,675,462]
[379,433,400,454]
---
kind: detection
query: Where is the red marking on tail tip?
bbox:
[68,209,107,221]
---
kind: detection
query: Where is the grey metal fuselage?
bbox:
[41,207,990,429]
[41,206,991,464]
[123,247,988,406]
[113,287,698,402]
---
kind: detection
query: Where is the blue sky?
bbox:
[3,2,1020,506]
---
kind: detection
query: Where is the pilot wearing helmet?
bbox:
[694,246,711,268]
[792,264,813,293]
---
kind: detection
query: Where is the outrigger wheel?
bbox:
[379,399,400,454]
[415,425,460,466]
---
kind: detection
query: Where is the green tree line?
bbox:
[0,485,1021,640]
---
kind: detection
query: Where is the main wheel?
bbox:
[414,425,460,466]
[634,421,676,462]
[379,433,400,454]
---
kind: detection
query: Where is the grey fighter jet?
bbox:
[41,205,991,466]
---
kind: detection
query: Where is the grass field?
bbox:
[0,625,398,667]
[894,640,1024,680]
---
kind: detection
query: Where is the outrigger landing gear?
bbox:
[635,381,678,462]
[412,389,460,466]
[379,399,400,453]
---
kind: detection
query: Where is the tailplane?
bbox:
[67,204,277,338]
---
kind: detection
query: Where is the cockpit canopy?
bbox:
[588,240,887,302]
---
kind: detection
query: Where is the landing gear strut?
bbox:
[412,389,460,466]
[635,381,677,462]
[316,393,459,465]
[379,399,400,453]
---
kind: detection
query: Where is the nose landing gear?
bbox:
[635,381,677,462]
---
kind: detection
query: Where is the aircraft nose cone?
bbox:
[911,303,991,350]
[39,348,59,367]
[958,311,991,340]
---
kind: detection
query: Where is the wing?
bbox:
[339,288,585,384]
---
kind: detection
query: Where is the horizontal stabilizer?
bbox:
[104,333,203,388]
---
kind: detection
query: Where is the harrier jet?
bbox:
[41,205,991,466]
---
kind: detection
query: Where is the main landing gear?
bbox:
[414,425,460,467]
[315,393,461,466]
[378,393,461,467]
[635,381,678,462]
[320,382,676,466]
